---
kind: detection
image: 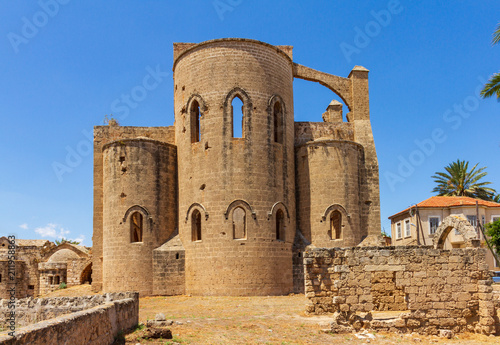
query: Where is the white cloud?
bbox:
[35,223,70,239]
[19,223,28,230]
[71,235,85,245]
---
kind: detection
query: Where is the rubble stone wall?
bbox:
[304,246,497,335]
[0,293,139,345]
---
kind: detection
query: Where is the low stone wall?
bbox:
[0,292,138,344]
[304,246,497,335]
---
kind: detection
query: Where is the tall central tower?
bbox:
[173,39,296,295]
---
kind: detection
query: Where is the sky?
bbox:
[0,1,499,245]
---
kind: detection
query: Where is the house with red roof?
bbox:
[388,196,500,269]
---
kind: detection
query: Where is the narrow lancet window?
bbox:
[192,209,202,241]
[276,209,285,240]
[191,100,201,143]
[131,212,143,243]
[273,102,283,143]
[330,211,342,240]
[233,207,246,239]
[232,96,244,138]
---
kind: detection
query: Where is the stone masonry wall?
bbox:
[0,261,27,300]
[304,246,497,335]
[0,292,138,345]
[153,246,185,296]
[93,125,175,293]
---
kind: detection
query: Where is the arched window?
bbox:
[49,276,53,285]
[273,102,283,143]
[130,212,143,243]
[330,211,342,240]
[232,207,246,239]
[192,209,202,241]
[54,276,60,285]
[276,209,285,240]
[191,100,201,143]
[232,96,244,138]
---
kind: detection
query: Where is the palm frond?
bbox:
[480,72,500,99]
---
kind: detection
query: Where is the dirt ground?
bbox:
[125,294,499,345]
[45,286,500,345]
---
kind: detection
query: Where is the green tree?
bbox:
[485,219,500,257]
[480,22,500,100]
[55,238,81,246]
[431,159,496,200]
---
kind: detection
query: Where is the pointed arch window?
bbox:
[191,100,201,143]
[130,212,143,243]
[192,209,202,241]
[330,211,342,240]
[273,102,283,143]
[276,209,285,241]
[232,207,246,239]
[231,96,244,138]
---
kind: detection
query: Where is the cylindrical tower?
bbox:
[295,139,365,247]
[102,138,177,296]
[173,38,295,295]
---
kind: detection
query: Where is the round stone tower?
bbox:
[102,138,177,295]
[173,38,295,295]
[295,139,365,248]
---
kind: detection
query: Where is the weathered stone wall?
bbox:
[304,246,496,335]
[0,261,27,300]
[0,242,53,297]
[152,240,185,296]
[0,292,137,328]
[93,125,175,293]
[295,139,365,248]
[38,262,66,295]
[0,292,138,345]
[66,257,91,287]
[294,122,354,146]
[102,138,177,296]
[174,39,295,296]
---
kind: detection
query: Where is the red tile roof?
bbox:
[389,196,500,219]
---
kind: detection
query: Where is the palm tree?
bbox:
[481,22,500,100]
[431,160,496,200]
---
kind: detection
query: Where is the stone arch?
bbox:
[223,87,253,140]
[224,199,256,220]
[293,63,352,111]
[80,262,92,284]
[320,204,350,222]
[267,201,290,221]
[122,205,153,235]
[122,205,152,223]
[433,215,478,249]
[42,242,89,263]
[185,202,209,222]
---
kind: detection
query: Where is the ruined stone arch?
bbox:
[80,262,92,284]
[223,87,253,139]
[42,242,88,263]
[185,202,209,222]
[293,63,353,111]
[433,215,478,249]
[224,199,256,220]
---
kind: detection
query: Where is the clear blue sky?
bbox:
[1,1,499,245]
